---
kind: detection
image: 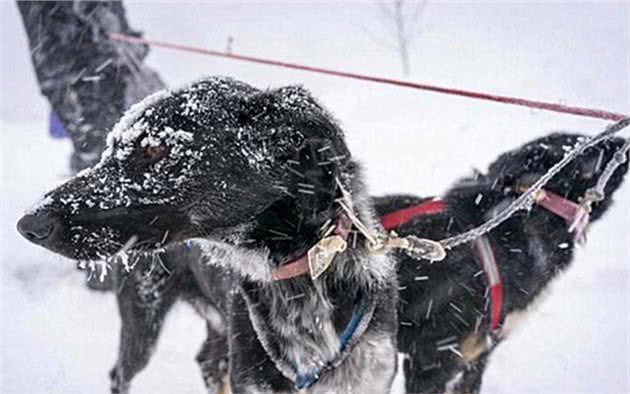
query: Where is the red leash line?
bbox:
[111,33,627,122]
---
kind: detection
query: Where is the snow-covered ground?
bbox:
[1,2,628,393]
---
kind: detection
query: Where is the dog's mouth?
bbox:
[16,204,197,262]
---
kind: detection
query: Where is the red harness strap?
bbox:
[380,198,446,229]
[473,237,503,331]
[381,198,504,331]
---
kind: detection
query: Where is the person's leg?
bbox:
[17,1,165,172]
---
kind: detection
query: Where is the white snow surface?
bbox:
[1,2,629,394]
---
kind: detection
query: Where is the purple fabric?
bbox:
[49,111,68,139]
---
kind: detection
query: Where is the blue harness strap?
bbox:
[294,294,370,389]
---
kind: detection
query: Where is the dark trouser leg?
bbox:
[17,1,165,173]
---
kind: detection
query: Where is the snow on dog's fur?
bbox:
[17,76,628,394]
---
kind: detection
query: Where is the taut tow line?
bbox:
[110,33,627,122]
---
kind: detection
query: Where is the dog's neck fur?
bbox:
[198,172,395,382]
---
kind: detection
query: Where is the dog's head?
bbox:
[487,132,628,221]
[446,132,628,228]
[17,77,352,264]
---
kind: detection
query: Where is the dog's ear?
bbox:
[234,87,358,262]
[478,133,580,202]
[286,135,342,214]
[240,88,353,259]
[238,86,351,211]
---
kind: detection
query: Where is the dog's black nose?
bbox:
[17,213,58,244]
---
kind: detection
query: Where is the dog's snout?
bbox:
[17,213,59,245]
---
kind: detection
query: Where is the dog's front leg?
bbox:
[196,321,230,394]
[110,261,179,394]
[454,353,489,394]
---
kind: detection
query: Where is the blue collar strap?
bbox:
[240,279,377,390]
[293,294,371,389]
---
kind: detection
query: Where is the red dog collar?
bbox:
[271,213,352,281]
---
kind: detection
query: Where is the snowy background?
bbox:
[1,2,629,393]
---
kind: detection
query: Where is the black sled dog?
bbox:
[18,77,400,394]
[17,77,628,393]
[376,130,628,392]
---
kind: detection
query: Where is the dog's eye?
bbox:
[144,145,168,161]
